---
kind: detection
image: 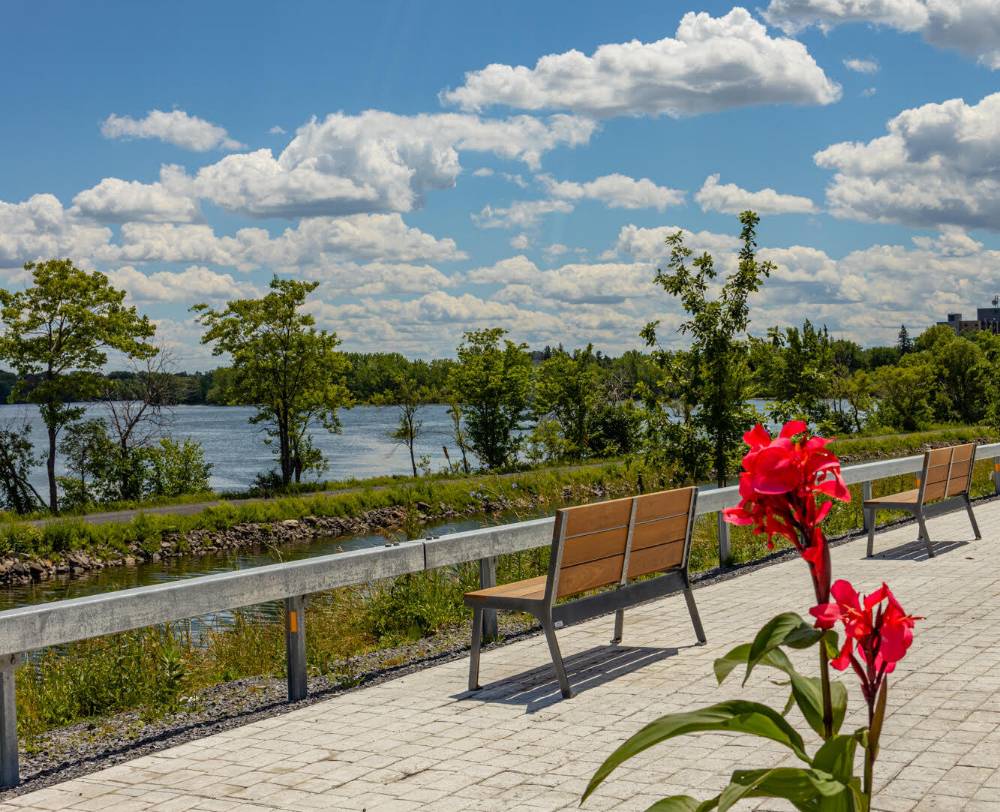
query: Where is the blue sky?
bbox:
[2,0,998,365]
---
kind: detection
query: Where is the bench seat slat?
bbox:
[628,540,684,578]
[563,497,631,537]
[558,555,625,598]
[634,488,692,521]
[631,515,688,551]
[560,527,629,567]
[465,575,547,605]
[865,488,920,505]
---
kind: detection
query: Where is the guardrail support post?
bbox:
[862,481,873,531]
[0,653,21,789]
[717,512,730,568]
[478,557,498,640]
[993,458,1000,495]
[284,596,307,702]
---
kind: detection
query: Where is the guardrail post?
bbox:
[0,653,21,789]
[862,481,873,531]
[284,596,307,702]
[478,557,498,640]
[993,458,1000,495]
[717,512,730,568]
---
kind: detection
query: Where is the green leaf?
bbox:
[813,733,862,784]
[724,767,855,811]
[714,643,795,685]
[583,701,810,802]
[716,769,778,811]
[644,796,719,811]
[788,673,849,738]
[744,613,821,685]
[822,630,841,660]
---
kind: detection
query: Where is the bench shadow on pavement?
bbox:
[456,643,682,712]
[867,536,972,562]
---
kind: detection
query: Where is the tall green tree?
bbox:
[874,362,934,431]
[0,259,156,512]
[449,328,532,469]
[752,320,836,426]
[642,211,773,486]
[194,277,350,486]
[896,324,913,355]
[533,345,603,458]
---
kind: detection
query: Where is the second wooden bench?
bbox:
[464,486,706,699]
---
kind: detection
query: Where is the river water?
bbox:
[0,403,464,492]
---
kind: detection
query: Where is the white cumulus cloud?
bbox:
[189,111,594,218]
[71,166,199,223]
[764,0,1000,69]
[695,174,816,215]
[844,57,880,73]
[441,7,840,117]
[540,173,684,210]
[814,92,1000,229]
[472,199,574,229]
[0,194,112,266]
[108,265,260,303]
[101,109,244,151]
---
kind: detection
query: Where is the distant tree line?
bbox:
[3,215,999,515]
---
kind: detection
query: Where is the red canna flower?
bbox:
[723,421,850,603]
[810,580,921,698]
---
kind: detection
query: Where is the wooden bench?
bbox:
[864,442,982,558]
[464,486,705,699]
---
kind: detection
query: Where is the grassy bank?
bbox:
[11,424,998,741]
[0,459,645,563]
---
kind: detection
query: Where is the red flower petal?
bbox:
[779,420,808,439]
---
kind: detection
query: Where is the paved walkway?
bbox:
[6,503,1000,811]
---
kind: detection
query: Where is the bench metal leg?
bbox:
[965,495,982,540]
[468,607,483,691]
[684,587,707,644]
[611,609,624,645]
[865,508,877,557]
[542,617,573,699]
[917,513,934,558]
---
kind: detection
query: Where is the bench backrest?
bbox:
[548,486,697,601]
[919,442,977,503]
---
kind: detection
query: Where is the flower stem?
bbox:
[818,639,833,739]
[864,701,875,802]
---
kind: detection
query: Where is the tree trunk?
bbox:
[279,417,292,486]
[47,422,58,514]
[408,440,417,477]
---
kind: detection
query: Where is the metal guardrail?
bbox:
[1,442,998,787]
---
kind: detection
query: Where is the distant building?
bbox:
[939,298,1000,334]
